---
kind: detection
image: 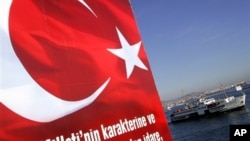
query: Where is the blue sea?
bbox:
[166,84,250,141]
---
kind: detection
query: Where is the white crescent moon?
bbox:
[0,0,110,123]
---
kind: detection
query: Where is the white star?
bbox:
[107,28,148,79]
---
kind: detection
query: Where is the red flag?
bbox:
[0,0,172,140]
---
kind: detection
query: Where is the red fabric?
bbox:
[1,0,172,140]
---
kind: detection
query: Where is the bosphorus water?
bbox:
[166,84,250,141]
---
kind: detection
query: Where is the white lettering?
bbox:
[143,132,161,141]
[83,129,100,141]
[234,129,247,136]
[101,116,147,139]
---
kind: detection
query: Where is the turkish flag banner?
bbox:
[0,0,172,140]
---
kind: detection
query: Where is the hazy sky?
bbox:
[130,0,250,100]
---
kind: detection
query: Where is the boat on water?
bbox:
[219,86,246,112]
[170,103,207,122]
[206,94,246,113]
[207,85,246,113]
[170,85,246,123]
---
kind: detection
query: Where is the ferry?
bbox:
[170,103,207,122]
[170,85,246,123]
[208,85,246,113]
[170,98,210,122]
